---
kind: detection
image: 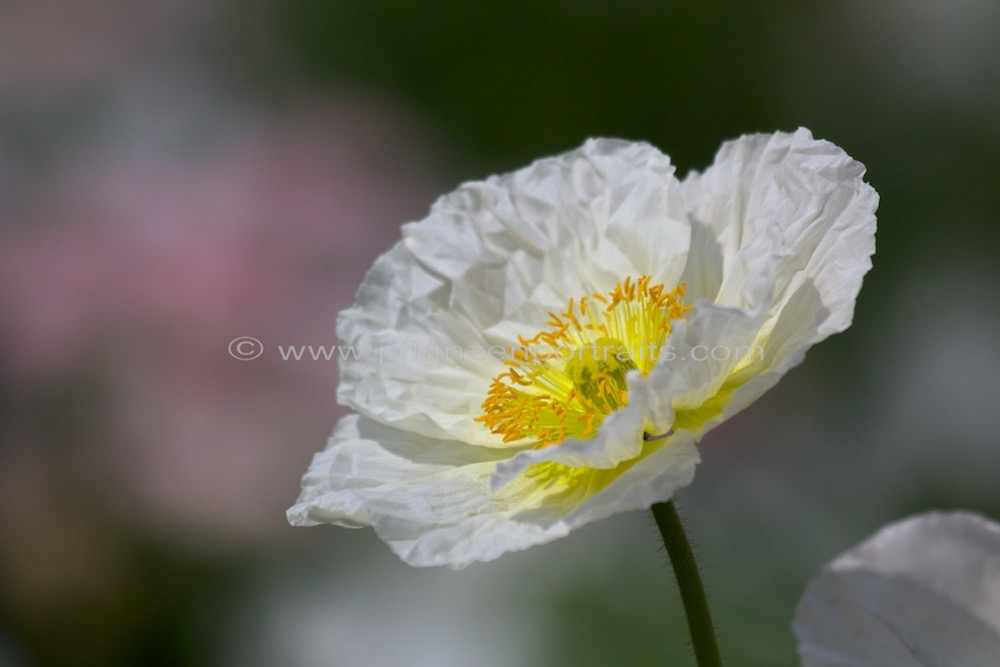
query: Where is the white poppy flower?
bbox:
[288,128,878,568]
[794,512,1000,666]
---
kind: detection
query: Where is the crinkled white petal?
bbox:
[683,127,877,340]
[288,415,556,567]
[289,414,699,568]
[794,512,1000,666]
[289,415,504,529]
[337,138,692,445]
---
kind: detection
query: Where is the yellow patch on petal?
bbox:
[494,366,761,516]
[476,276,691,447]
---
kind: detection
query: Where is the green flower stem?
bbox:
[651,500,723,667]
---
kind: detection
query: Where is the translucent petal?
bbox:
[682,127,877,336]
[794,512,1000,666]
[289,415,701,568]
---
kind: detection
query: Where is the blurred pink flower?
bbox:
[0,99,446,551]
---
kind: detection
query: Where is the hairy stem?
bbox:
[651,500,723,667]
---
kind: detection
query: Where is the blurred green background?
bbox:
[1,1,998,666]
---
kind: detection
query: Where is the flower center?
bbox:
[477,276,690,447]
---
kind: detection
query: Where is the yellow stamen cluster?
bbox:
[476,276,691,448]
